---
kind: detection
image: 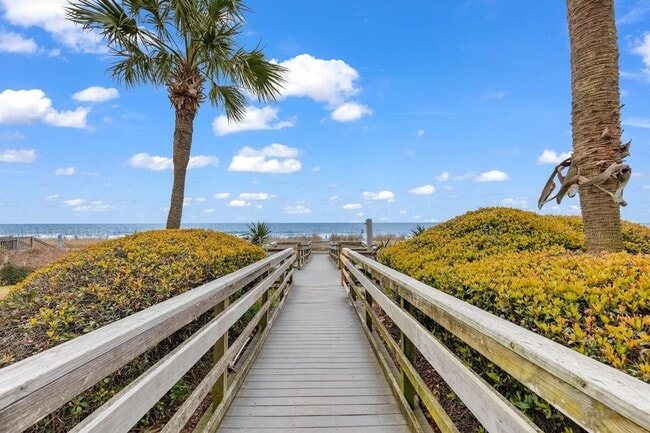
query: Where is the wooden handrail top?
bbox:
[0,248,294,416]
[341,248,650,432]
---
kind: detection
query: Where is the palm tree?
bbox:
[66,0,286,229]
[246,221,273,247]
[540,0,630,253]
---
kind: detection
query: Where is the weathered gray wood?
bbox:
[216,254,411,432]
[69,257,295,433]
[346,256,542,433]
[217,427,409,433]
[0,249,293,432]
[344,248,650,433]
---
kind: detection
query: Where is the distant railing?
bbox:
[0,248,296,433]
[328,240,372,265]
[268,241,312,268]
[340,248,650,433]
[0,236,53,251]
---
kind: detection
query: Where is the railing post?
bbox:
[212,298,229,410]
[365,288,373,331]
[259,288,269,332]
[400,295,416,409]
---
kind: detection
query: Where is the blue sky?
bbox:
[1,1,650,224]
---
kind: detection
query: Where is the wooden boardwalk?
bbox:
[217,253,411,433]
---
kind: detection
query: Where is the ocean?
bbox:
[0,222,434,240]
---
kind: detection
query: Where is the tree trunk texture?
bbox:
[166,108,196,229]
[566,0,624,253]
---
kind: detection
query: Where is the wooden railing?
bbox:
[268,241,312,268]
[340,248,650,433]
[0,236,53,251]
[0,248,296,433]
[328,240,369,264]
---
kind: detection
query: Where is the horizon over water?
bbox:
[0,222,434,239]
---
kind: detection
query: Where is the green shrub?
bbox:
[378,207,650,431]
[0,263,35,285]
[0,229,265,431]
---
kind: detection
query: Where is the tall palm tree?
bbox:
[566,0,629,253]
[66,0,286,229]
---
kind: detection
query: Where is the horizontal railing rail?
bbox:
[0,248,296,433]
[268,241,312,268]
[340,248,650,433]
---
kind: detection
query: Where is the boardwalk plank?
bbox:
[216,254,411,432]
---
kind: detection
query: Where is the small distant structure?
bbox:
[0,236,53,251]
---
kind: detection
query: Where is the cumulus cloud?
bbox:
[238,192,273,200]
[127,153,218,171]
[363,191,395,202]
[0,148,36,163]
[285,205,311,215]
[331,102,372,122]
[343,203,362,210]
[228,199,250,207]
[212,105,294,135]
[213,192,230,199]
[274,54,371,122]
[436,171,474,182]
[502,197,529,209]
[54,166,75,176]
[537,149,572,165]
[623,116,650,128]
[476,170,510,182]
[72,86,119,103]
[0,89,89,128]
[228,143,301,174]
[276,54,360,105]
[46,194,60,200]
[0,0,105,53]
[409,184,435,195]
[632,33,650,76]
[64,198,114,212]
[0,30,37,53]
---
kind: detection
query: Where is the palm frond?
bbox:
[230,48,287,102]
[208,84,247,122]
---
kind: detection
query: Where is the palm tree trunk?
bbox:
[566,0,624,253]
[166,107,196,229]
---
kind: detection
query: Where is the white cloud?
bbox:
[416,129,425,137]
[476,170,510,182]
[187,155,218,169]
[54,166,75,176]
[213,192,230,199]
[195,197,206,202]
[285,205,311,215]
[363,191,395,202]
[72,86,119,103]
[228,199,250,207]
[127,153,218,171]
[331,102,372,122]
[0,148,36,163]
[502,197,529,209]
[228,143,301,174]
[343,203,362,210]
[0,89,89,128]
[128,153,172,171]
[0,30,37,53]
[45,194,59,201]
[0,131,26,141]
[212,105,294,135]
[0,0,105,53]
[537,149,572,165]
[409,184,436,195]
[436,171,474,182]
[632,33,650,76]
[276,54,360,106]
[64,198,85,207]
[203,208,215,214]
[312,166,321,173]
[623,116,650,128]
[68,199,114,212]
[238,192,273,200]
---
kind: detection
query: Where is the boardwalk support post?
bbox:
[212,298,229,410]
